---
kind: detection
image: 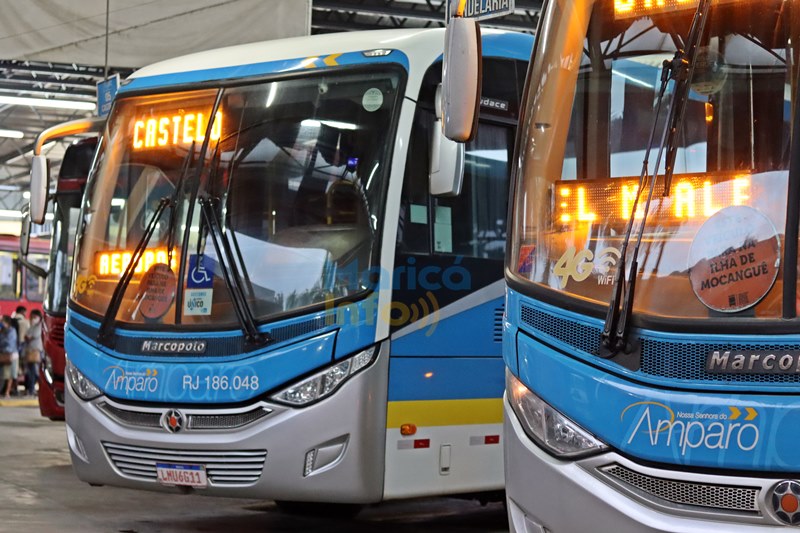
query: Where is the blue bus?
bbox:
[57,29,532,511]
[470,0,800,530]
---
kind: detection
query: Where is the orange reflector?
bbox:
[400,423,417,436]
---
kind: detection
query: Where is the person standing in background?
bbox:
[23,310,43,396]
[13,306,29,350]
[0,316,19,398]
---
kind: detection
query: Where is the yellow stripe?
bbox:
[302,57,319,69]
[387,398,503,428]
[323,53,342,66]
[456,0,468,17]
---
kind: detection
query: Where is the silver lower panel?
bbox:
[66,342,390,503]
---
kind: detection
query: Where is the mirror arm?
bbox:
[19,257,47,279]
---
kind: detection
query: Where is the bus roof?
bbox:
[122,29,533,94]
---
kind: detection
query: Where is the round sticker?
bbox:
[362,88,384,112]
[688,206,780,313]
[138,263,177,320]
[691,48,727,96]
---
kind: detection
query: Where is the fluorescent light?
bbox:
[0,209,54,221]
[0,129,23,139]
[0,95,95,111]
[301,119,357,130]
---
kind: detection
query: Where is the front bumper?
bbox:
[66,343,389,502]
[504,398,790,533]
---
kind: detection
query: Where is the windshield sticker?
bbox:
[362,88,384,112]
[137,263,177,320]
[553,246,621,288]
[185,289,213,316]
[410,204,427,224]
[187,254,214,289]
[517,244,536,275]
[688,206,780,313]
[434,206,453,253]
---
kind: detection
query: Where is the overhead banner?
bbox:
[0,0,311,68]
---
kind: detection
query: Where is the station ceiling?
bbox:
[0,0,541,208]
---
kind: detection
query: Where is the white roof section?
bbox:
[129,29,446,80]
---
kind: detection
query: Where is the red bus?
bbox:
[0,234,48,317]
[38,136,98,419]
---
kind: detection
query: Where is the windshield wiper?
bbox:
[97,196,171,344]
[600,0,711,357]
[97,142,196,345]
[197,195,270,346]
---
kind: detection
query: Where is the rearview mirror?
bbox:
[30,155,50,225]
[430,85,465,197]
[19,209,31,257]
[442,16,482,142]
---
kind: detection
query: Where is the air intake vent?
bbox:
[602,464,759,513]
[519,302,800,386]
[103,442,267,486]
[49,321,65,348]
[493,305,505,343]
[97,402,271,431]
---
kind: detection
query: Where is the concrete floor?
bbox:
[0,405,509,533]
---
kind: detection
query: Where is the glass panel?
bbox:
[45,192,82,314]
[435,122,512,259]
[25,253,48,302]
[72,89,220,324]
[0,251,16,300]
[511,0,798,320]
[182,71,400,325]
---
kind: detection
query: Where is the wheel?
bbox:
[274,500,363,519]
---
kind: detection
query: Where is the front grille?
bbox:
[602,464,760,513]
[49,322,65,348]
[97,402,271,431]
[188,408,270,430]
[103,442,267,485]
[519,303,800,385]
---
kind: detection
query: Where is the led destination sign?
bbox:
[96,248,178,277]
[555,174,751,226]
[132,111,222,150]
[614,0,741,19]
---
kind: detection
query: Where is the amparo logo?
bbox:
[104,366,160,394]
[621,401,759,456]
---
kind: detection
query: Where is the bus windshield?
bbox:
[72,69,402,327]
[511,0,800,321]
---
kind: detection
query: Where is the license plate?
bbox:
[155,462,207,488]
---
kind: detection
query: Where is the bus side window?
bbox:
[396,103,434,254]
[432,122,512,260]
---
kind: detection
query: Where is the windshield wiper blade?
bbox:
[97,142,197,344]
[97,196,171,344]
[601,0,711,357]
[198,195,270,346]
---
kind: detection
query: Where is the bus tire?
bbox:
[274,501,363,519]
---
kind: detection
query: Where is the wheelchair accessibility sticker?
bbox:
[185,254,214,316]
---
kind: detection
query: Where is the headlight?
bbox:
[271,346,376,406]
[66,360,102,401]
[43,352,54,385]
[507,371,607,458]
